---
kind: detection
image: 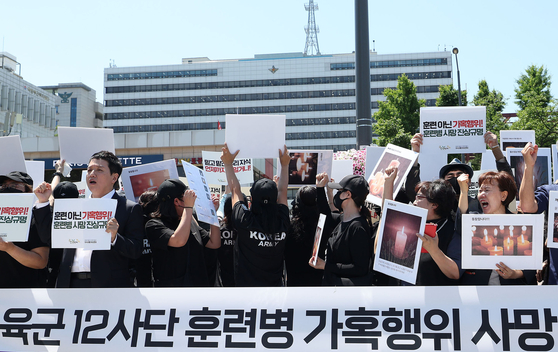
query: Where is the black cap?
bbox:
[439,158,474,179]
[53,181,79,199]
[157,179,186,202]
[0,171,33,186]
[250,178,278,204]
[328,175,369,198]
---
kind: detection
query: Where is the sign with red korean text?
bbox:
[51,199,117,250]
[546,191,558,249]
[0,194,34,242]
[462,214,544,270]
[420,106,486,155]
[2,286,557,351]
[202,151,253,186]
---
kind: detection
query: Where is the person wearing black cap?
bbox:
[145,179,220,287]
[221,144,291,287]
[0,171,52,288]
[309,173,374,286]
[56,151,144,288]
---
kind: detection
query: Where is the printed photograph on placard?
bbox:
[284,150,333,187]
[553,145,557,183]
[310,214,326,266]
[462,214,544,270]
[547,191,558,249]
[373,200,426,285]
[366,144,418,206]
[120,159,179,202]
[499,130,535,151]
[507,148,551,199]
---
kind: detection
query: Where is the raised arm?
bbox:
[457,173,470,214]
[167,190,196,247]
[277,145,290,206]
[519,142,539,213]
[221,144,242,206]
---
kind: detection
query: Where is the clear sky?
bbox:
[1,0,556,112]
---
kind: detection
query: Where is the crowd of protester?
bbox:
[0,131,555,288]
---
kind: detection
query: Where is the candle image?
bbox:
[509,225,514,239]
[489,245,503,256]
[500,224,505,235]
[503,237,515,255]
[522,225,527,236]
[481,229,493,249]
[393,226,407,258]
[517,234,530,255]
[524,250,532,256]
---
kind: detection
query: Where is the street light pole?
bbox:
[452,47,462,106]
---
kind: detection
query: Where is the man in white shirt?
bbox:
[56,151,144,288]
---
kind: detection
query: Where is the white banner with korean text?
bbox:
[0,286,556,351]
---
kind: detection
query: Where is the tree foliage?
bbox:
[436,85,467,106]
[473,80,508,138]
[515,65,552,110]
[512,92,558,147]
[372,74,425,149]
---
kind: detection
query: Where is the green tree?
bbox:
[515,65,552,110]
[372,74,425,148]
[473,80,508,137]
[436,85,467,106]
[512,92,558,147]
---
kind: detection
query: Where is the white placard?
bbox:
[500,130,535,151]
[0,194,34,242]
[120,160,179,202]
[462,214,544,270]
[366,144,419,205]
[330,159,353,183]
[420,106,486,155]
[374,200,427,284]
[310,214,327,266]
[417,152,448,182]
[547,191,558,249]
[24,160,44,187]
[281,149,333,187]
[51,199,117,249]
[182,161,219,226]
[58,127,115,164]
[202,151,253,186]
[552,144,558,183]
[0,135,27,175]
[507,147,552,198]
[480,149,497,171]
[364,146,385,180]
[225,114,286,159]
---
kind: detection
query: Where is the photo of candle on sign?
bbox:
[379,208,422,269]
[367,152,412,199]
[471,225,533,257]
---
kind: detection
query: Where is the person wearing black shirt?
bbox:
[310,173,374,286]
[146,179,220,287]
[221,144,291,287]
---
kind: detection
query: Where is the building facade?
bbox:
[0,52,57,137]
[103,51,453,151]
[40,83,103,129]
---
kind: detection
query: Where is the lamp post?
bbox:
[452,47,462,106]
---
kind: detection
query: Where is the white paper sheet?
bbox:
[225,114,286,159]
[0,136,27,175]
[499,130,535,151]
[58,127,115,164]
[364,146,385,180]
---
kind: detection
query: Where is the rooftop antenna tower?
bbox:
[303,0,321,56]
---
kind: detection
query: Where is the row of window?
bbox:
[371,85,440,95]
[105,76,356,94]
[107,70,218,81]
[371,71,451,82]
[293,144,356,152]
[287,116,356,126]
[370,99,437,109]
[286,130,356,140]
[104,103,356,120]
[331,58,449,70]
[110,122,222,133]
[105,90,355,107]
